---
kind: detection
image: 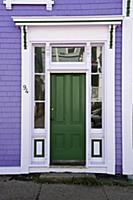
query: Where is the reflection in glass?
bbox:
[34,103,45,128]
[91,46,102,129]
[52,47,85,62]
[91,46,102,73]
[35,47,45,73]
[91,102,102,129]
[92,75,99,87]
[92,87,99,99]
[35,75,45,100]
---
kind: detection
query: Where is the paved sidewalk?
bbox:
[0,175,133,200]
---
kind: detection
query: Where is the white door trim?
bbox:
[48,70,90,167]
[18,23,116,174]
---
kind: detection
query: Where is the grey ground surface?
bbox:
[0,175,133,200]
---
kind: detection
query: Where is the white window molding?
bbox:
[123,0,126,16]
[3,0,54,10]
[123,0,129,16]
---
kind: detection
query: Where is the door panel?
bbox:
[50,74,86,165]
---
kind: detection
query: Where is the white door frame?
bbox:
[44,42,91,168]
[48,70,89,167]
[30,43,114,175]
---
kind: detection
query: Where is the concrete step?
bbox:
[38,173,98,185]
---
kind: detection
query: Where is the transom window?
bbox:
[52,46,85,62]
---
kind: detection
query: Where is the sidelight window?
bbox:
[91,46,103,129]
[34,47,45,129]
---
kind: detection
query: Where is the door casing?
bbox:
[20,24,115,174]
[47,70,90,167]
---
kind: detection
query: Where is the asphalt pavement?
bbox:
[0,175,133,200]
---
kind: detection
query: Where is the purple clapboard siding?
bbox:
[115,25,122,174]
[0,0,122,173]
[0,0,122,17]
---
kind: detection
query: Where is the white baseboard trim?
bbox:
[29,166,107,174]
[0,167,22,175]
[0,165,111,174]
[0,167,29,175]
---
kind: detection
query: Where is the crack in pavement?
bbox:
[35,184,42,200]
[102,186,110,200]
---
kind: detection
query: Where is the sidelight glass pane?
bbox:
[91,75,102,101]
[91,46,102,73]
[35,75,45,101]
[92,75,99,87]
[35,47,45,73]
[34,103,45,128]
[91,102,102,129]
[91,46,102,129]
[52,47,85,62]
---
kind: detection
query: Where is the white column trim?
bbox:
[21,26,30,173]
[105,25,116,174]
[131,0,133,17]
[123,0,127,16]
[122,18,133,174]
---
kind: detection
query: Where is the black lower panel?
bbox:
[51,160,85,166]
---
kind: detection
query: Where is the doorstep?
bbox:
[38,172,96,184]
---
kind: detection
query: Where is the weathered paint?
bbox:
[0,0,122,173]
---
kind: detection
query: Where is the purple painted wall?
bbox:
[0,0,122,17]
[0,0,122,173]
[115,25,122,174]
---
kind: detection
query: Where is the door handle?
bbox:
[51,107,54,111]
[50,107,54,120]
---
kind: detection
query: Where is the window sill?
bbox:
[3,0,54,10]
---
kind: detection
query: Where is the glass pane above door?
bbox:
[52,46,85,62]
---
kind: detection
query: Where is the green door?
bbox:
[50,74,86,165]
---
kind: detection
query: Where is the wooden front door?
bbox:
[50,74,86,165]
